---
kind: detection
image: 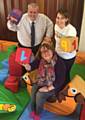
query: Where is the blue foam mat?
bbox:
[1,59,9,68]
[0,59,9,83]
[0,68,8,82]
[19,104,81,120]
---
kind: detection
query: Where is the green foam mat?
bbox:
[0,84,30,120]
[0,52,8,62]
[70,63,85,80]
[0,63,3,69]
[7,45,17,56]
[0,45,17,62]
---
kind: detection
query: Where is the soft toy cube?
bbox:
[60,36,78,52]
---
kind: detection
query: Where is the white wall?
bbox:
[79,0,85,51]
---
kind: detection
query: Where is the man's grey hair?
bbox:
[28,3,39,10]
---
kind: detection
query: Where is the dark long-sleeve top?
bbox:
[30,53,66,93]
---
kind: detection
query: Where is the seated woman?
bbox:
[23,43,66,120]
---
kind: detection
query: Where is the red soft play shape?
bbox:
[15,48,32,64]
[9,52,23,76]
[4,75,19,93]
[4,51,24,92]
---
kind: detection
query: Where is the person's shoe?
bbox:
[34,115,40,120]
[29,111,35,118]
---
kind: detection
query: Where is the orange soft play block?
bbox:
[0,40,18,51]
[0,41,5,51]
[45,75,85,115]
[60,36,78,52]
[75,52,85,64]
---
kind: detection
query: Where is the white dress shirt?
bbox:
[7,13,53,47]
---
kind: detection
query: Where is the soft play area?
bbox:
[0,40,85,120]
[0,40,30,120]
